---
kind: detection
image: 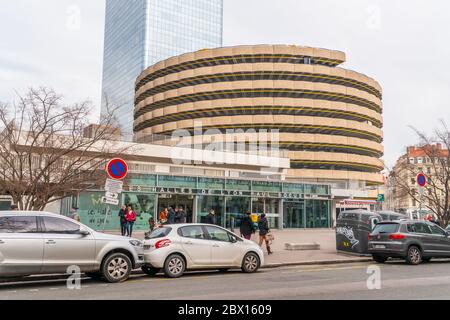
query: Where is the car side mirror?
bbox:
[445,231,450,238]
[79,230,90,237]
[230,236,238,243]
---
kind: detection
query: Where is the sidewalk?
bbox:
[106,228,371,267]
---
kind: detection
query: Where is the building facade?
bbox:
[101,0,223,136]
[133,45,385,216]
[389,144,449,215]
[0,126,332,232]
[69,140,331,232]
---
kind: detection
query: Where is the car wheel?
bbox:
[85,272,103,280]
[142,265,160,276]
[164,254,185,278]
[406,246,422,265]
[101,252,132,283]
[242,252,260,273]
[372,254,388,263]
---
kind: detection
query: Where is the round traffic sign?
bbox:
[107,158,128,180]
[417,173,427,187]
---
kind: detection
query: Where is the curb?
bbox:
[0,258,372,284]
[262,258,372,268]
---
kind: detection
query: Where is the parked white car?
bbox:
[142,224,264,278]
[0,211,144,283]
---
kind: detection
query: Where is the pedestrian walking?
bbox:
[118,205,127,236]
[258,213,273,255]
[69,206,81,222]
[240,211,254,240]
[167,206,176,225]
[125,205,137,237]
[204,209,216,225]
[159,207,168,225]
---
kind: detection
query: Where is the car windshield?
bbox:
[147,227,172,239]
[372,223,399,234]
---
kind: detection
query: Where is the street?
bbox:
[3,261,450,300]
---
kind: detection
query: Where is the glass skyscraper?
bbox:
[100,0,223,136]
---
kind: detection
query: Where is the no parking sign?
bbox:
[107,158,128,180]
[417,173,427,187]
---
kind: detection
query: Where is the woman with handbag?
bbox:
[258,213,273,255]
[125,205,137,237]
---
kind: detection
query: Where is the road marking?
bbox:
[29,289,39,292]
[50,288,59,291]
[7,290,17,293]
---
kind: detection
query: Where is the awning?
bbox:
[339,199,377,206]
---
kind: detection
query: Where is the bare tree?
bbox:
[0,87,126,211]
[390,120,450,226]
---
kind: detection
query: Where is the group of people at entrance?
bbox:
[239,212,273,255]
[159,206,187,225]
[118,204,137,237]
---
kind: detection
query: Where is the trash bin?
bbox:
[336,210,382,255]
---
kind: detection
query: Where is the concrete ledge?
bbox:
[285,242,321,251]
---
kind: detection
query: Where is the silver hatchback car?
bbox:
[0,211,144,283]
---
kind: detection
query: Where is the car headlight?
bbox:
[129,240,143,247]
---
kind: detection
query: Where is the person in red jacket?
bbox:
[125,204,137,237]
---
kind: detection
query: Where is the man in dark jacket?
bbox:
[167,207,176,225]
[178,206,187,224]
[118,205,127,236]
[204,209,216,225]
[258,214,273,255]
[240,212,254,240]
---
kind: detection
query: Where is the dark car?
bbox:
[368,220,450,265]
[376,211,407,222]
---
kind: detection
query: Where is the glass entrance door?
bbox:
[283,201,305,228]
[157,195,194,223]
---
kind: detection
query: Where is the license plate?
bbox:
[374,245,386,249]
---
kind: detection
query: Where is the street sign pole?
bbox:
[103,205,111,232]
[416,173,427,218]
[419,186,423,217]
[102,158,128,232]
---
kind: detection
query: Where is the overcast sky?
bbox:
[1,0,449,166]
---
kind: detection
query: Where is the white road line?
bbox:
[49,288,59,291]
[29,289,39,292]
[7,290,17,293]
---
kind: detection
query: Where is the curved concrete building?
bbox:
[134,45,384,189]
